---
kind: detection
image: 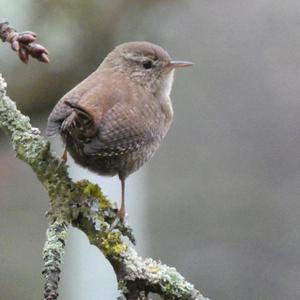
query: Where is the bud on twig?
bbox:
[0,18,49,64]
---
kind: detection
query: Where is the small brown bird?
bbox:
[46,41,192,220]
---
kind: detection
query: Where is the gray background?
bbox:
[1,1,300,299]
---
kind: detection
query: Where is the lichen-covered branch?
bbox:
[43,219,68,300]
[0,18,49,63]
[0,73,208,300]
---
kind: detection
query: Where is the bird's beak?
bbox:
[169,60,193,68]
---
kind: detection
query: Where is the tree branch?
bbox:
[0,73,208,300]
[43,219,68,300]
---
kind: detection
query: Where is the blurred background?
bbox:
[1,0,300,299]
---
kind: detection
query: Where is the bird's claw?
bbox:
[109,212,126,231]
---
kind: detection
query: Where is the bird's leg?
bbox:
[109,179,126,230]
[61,147,68,163]
[117,178,126,221]
[56,147,68,171]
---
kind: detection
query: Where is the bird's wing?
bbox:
[59,100,99,142]
[83,100,160,156]
[46,70,102,138]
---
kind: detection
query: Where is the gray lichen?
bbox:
[121,248,208,300]
[0,73,209,300]
[43,219,68,300]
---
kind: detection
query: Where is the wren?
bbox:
[46,41,192,221]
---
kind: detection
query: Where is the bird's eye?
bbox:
[142,60,153,69]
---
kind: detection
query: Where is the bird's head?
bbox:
[102,41,193,96]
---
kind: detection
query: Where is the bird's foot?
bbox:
[109,208,126,231]
[117,206,125,222]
